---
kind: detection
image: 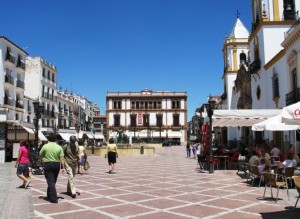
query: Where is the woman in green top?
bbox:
[107,138,118,174]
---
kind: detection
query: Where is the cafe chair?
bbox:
[228,152,239,169]
[292,176,300,211]
[236,155,247,176]
[250,165,263,187]
[282,166,296,188]
[262,172,289,203]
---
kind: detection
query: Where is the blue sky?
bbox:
[1,0,252,120]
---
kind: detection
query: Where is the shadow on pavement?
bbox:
[260,207,300,219]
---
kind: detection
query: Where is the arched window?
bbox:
[240,53,247,64]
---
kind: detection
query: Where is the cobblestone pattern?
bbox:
[2,147,300,218]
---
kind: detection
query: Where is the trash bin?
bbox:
[140,146,144,154]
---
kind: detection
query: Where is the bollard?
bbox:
[92,146,95,154]
[140,146,144,154]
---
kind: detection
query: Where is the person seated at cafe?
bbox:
[270,145,281,157]
[260,147,270,162]
[249,151,260,166]
[289,145,300,165]
[258,158,267,173]
[282,153,297,168]
[214,146,226,156]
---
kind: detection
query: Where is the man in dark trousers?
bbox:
[39,133,65,203]
[63,135,80,198]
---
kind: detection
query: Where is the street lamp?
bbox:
[33,100,44,152]
[206,96,216,174]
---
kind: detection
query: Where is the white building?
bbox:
[0,36,28,162]
[25,56,58,133]
[106,89,187,144]
[218,0,300,151]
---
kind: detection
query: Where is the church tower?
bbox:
[221,14,249,109]
[249,0,299,108]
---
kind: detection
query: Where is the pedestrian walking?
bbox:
[192,143,197,159]
[39,133,65,203]
[63,136,80,198]
[106,138,118,174]
[77,143,86,175]
[186,142,191,158]
[15,140,31,188]
[196,143,205,170]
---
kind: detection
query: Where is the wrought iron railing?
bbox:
[16,80,25,89]
[5,75,14,85]
[286,87,300,106]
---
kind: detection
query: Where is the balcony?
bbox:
[16,80,25,89]
[42,92,49,99]
[16,59,25,70]
[4,97,14,106]
[16,100,24,109]
[4,75,14,85]
[248,59,261,75]
[286,87,300,106]
[5,51,15,64]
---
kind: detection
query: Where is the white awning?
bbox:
[21,126,34,134]
[85,133,94,139]
[94,133,104,139]
[211,109,282,127]
[59,133,71,142]
[252,114,300,131]
[282,102,300,125]
[38,130,48,141]
[78,132,84,139]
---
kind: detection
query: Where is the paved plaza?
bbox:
[2,146,300,219]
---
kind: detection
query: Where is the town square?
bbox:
[1,0,300,218]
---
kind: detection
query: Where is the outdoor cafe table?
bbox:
[214,155,229,170]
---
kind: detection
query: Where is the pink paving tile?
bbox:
[51,210,113,219]
[139,198,187,209]
[229,192,262,201]
[113,193,155,202]
[147,182,179,188]
[124,185,154,192]
[75,184,106,191]
[170,186,201,193]
[132,211,190,219]
[91,188,129,196]
[73,197,123,208]
[201,198,252,209]
[198,188,237,197]
[100,203,153,217]
[142,189,184,197]
[101,182,133,188]
[172,193,215,203]
[34,202,84,214]
[170,204,225,218]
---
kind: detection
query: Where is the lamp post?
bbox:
[33,100,44,153]
[206,96,216,174]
